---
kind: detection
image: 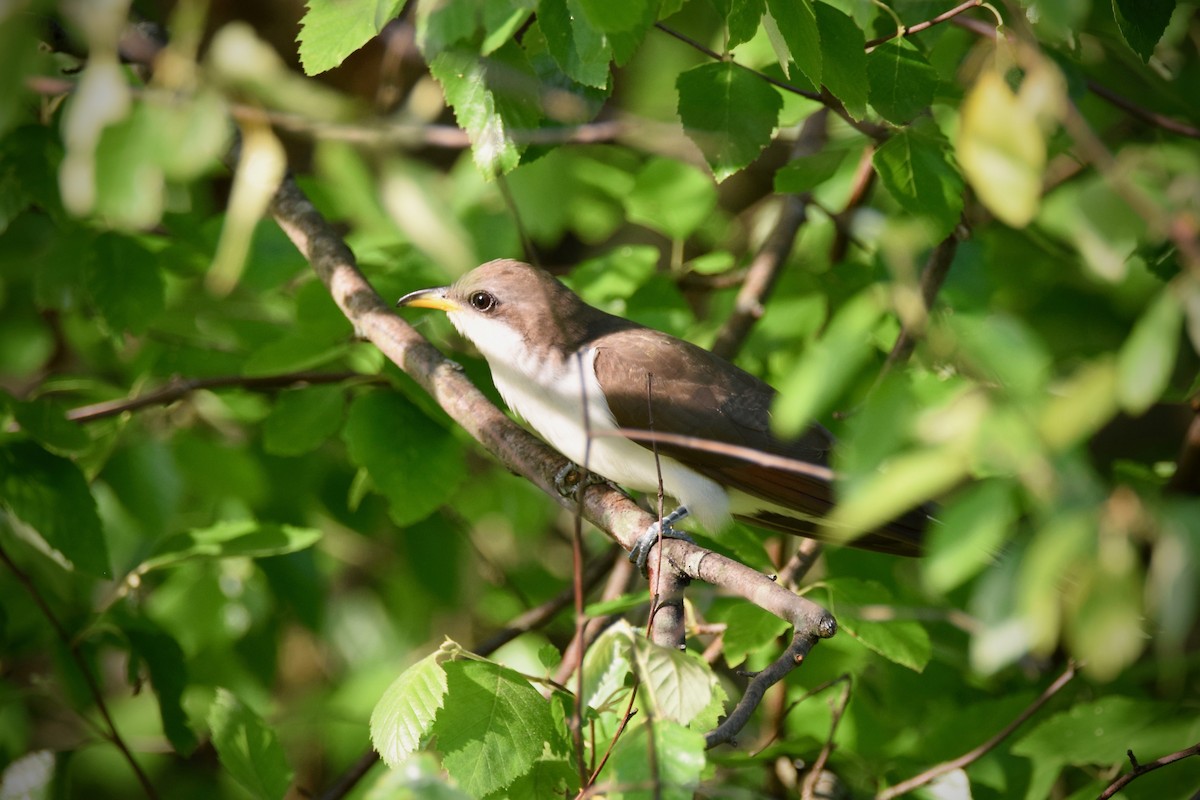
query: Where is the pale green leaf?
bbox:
[818,578,932,672]
[432,660,558,797]
[370,646,451,767]
[957,70,1044,227]
[631,630,717,725]
[608,720,706,800]
[537,0,612,88]
[716,602,791,668]
[298,0,407,75]
[1116,288,1183,415]
[138,520,323,573]
[923,481,1016,593]
[625,158,716,240]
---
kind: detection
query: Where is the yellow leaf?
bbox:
[957,70,1045,227]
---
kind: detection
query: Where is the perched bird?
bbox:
[398,259,927,562]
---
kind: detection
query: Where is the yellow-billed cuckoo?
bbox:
[398,259,927,564]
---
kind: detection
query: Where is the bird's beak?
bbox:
[396,287,459,312]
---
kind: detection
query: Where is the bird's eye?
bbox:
[469,291,497,312]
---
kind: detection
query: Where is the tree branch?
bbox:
[0,542,159,800]
[875,661,1078,799]
[864,0,986,49]
[880,227,963,373]
[1097,740,1200,800]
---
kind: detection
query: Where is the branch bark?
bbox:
[1097,740,1200,800]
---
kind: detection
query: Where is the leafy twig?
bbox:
[875,661,1078,799]
[0,543,159,800]
[1097,740,1200,800]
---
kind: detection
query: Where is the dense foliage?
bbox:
[1,0,1198,798]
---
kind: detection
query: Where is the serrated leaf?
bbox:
[1112,0,1176,62]
[630,631,717,725]
[263,385,346,456]
[0,441,110,577]
[341,391,465,526]
[957,70,1044,228]
[625,158,716,240]
[867,39,938,124]
[1116,288,1183,415]
[428,43,542,175]
[581,621,636,711]
[537,0,612,88]
[299,0,408,75]
[208,689,294,800]
[370,647,451,767]
[818,578,932,671]
[765,0,820,85]
[873,128,964,239]
[432,660,557,797]
[813,4,868,119]
[676,62,782,182]
[86,234,165,335]
[726,0,765,49]
[138,520,322,573]
[120,615,198,754]
[607,720,706,800]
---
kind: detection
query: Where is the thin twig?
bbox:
[1097,740,1200,800]
[881,228,963,373]
[65,371,363,422]
[800,675,852,799]
[0,543,159,800]
[864,0,985,49]
[876,661,1078,799]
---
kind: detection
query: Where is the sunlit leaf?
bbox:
[816,578,932,671]
[370,644,452,767]
[1116,288,1183,415]
[537,0,612,88]
[625,158,716,240]
[873,128,964,239]
[138,519,322,572]
[607,720,705,800]
[923,480,1016,593]
[298,0,408,75]
[676,62,782,182]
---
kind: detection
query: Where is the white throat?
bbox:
[446,309,733,533]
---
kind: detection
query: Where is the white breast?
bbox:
[448,310,731,532]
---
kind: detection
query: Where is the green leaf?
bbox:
[774,149,845,194]
[299,0,408,75]
[630,629,717,725]
[1116,288,1183,415]
[923,481,1016,593]
[120,614,198,754]
[607,720,705,800]
[725,0,766,49]
[1112,0,1176,62]
[415,0,481,56]
[1013,695,1200,766]
[86,234,165,335]
[715,602,790,668]
[341,391,465,526]
[263,385,346,456]
[625,158,716,240]
[813,3,868,119]
[428,43,542,175]
[0,440,110,577]
[676,62,782,182]
[12,399,89,453]
[772,287,886,436]
[818,578,932,671]
[138,520,322,573]
[370,645,452,767]
[957,70,1044,228]
[208,688,294,800]
[866,39,938,124]
[764,0,820,85]
[537,0,612,89]
[432,659,558,797]
[577,0,650,33]
[1037,358,1119,452]
[873,128,964,239]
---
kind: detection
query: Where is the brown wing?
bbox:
[592,328,926,556]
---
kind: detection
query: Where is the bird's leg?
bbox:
[629,506,696,573]
[553,461,612,500]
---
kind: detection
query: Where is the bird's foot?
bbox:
[553,462,610,500]
[629,507,695,574]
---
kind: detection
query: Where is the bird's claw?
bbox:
[553,462,608,500]
[628,507,694,574]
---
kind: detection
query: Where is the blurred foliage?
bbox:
[1,0,1199,798]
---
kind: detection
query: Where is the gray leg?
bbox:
[629,506,695,573]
